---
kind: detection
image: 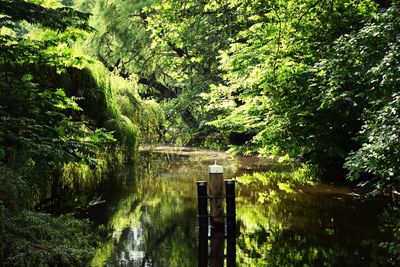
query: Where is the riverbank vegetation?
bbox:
[1,0,399,266]
[0,0,161,265]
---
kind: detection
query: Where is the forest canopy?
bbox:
[71,0,400,188]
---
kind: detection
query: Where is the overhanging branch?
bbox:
[96,53,178,99]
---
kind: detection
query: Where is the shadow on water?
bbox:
[87,148,398,267]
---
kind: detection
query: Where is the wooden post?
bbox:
[197,181,208,267]
[225,179,236,236]
[197,181,208,230]
[210,232,224,267]
[226,235,236,267]
[198,228,208,267]
[209,164,224,231]
[225,179,236,266]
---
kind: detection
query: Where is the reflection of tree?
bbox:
[91,151,201,266]
[237,204,387,267]
[236,172,393,267]
[379,207,400,266]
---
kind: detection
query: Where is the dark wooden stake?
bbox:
[209,164,224,232]
[198,228,208,267]
[225,179,236,236]
[227,235,236,267]
[225,179,236,266]
[210,232,224,267]
[197,181,208,230]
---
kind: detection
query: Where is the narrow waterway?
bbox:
[89,147,396,266]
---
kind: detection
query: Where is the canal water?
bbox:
[88,147,398,266]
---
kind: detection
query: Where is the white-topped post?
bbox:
[209,163,224,231]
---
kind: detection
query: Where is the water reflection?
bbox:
[197,224,237,267]
[91,151,207,266]
[89,148,397,266]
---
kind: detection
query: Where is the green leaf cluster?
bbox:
[1,211,99,267]
[311,3,400,184]
[201,0,400,186]
[206,0,377,162]
[0,0,115,168]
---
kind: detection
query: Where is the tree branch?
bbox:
[96,43,178,99]
[138,76,177,98]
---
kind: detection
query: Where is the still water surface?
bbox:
[89,147,395,266]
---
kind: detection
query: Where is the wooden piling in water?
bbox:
[197,181,208,230]
[225,179,236,236]
[210,232,224,267]
[198,180,210,267]
[209,164,224,231]
[226,235,236,267]
[225,179,236,267]
[198,226,208,267]
[197,165,237,266]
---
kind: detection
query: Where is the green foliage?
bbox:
[345,93,400,184]
[0,0,162,206]
[379,206,400,265]
[81,61,164,149]
[2,212,99,267]
[206,0,378,163]
[201,0,400,187]
[71,0,400,187]
[81,61,141,152]
[0,0,165,266]
[0,165,100,267]
[323,3,400,185]
[0,1,130,266]
[0,74,115,167]
[0,0,115,168]
[0,0,92,31]
[73,0,239,146]
[0,167,34,213]
[294,1,400,184]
